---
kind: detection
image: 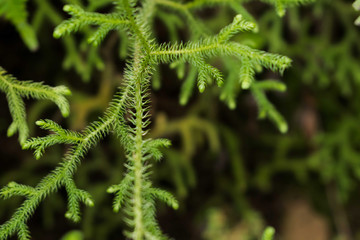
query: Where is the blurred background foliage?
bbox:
[1,0,360,239]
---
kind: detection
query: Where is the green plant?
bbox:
[0,0,317,239]
[0,67,71,146]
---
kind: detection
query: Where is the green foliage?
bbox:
[0,0,303,239]
[53,4,129,46]
[259,0,360,95]
[23,119,83,159]
[308,115,360,202]
[250,3,360,221]
[0,67,71,146]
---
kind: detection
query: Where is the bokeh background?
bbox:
[1,0,360,239]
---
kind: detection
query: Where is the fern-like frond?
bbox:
[151,39,291,74]
[0,67,71,145]
[150,14,291,132]
[23,119,83,159]
[53,4,130,46]
[0,70,133,239]
[151,26,290,109]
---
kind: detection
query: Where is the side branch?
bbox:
[0,83,132,239]
[150,41,291,73]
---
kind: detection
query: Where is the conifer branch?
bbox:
[0,67,71,145]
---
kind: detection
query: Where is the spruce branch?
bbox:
[0,67,71,145]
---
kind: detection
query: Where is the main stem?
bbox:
[132,41,147,240]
